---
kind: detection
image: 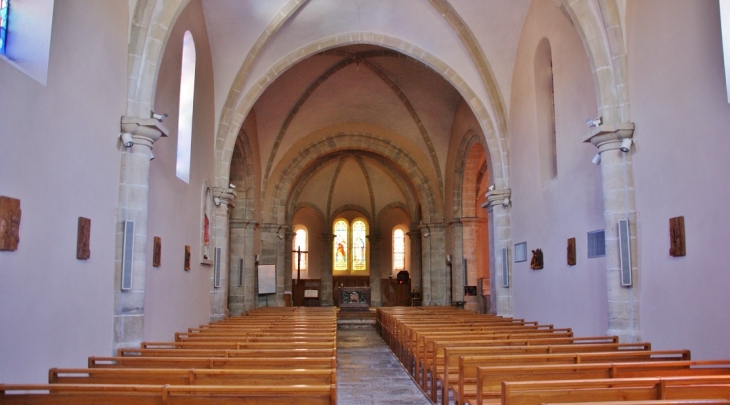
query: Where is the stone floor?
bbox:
[337,327,432,405]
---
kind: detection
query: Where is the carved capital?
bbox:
[212,187,237,208]
[230,219,259,229]
[584,122,635,153]
[482,188,512,210]
[120,117,169,148]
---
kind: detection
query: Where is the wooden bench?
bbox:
[465,360,730,405]
[89,355,336,370]
[449,350,691,405]
[437,342,652,404]
[118,347,337,359]
[499,375,730,405]
[49,367,335,386]
[0,383,336,404]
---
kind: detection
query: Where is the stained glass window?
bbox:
[0,0,8,55]
[293,228,307,271]
[352,221,367,271]
[333,220,348,271]
[176,31,196,183]
[393,229,405,270]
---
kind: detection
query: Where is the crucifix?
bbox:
[293,246,308,284]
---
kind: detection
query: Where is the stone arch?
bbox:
[555,0,629,125]
[269,133,437,226]
[376,202,414,227]
[451,130,488,219]
[215,33,505,200]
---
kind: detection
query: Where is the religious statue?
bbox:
[530,248,543,270]
[203,213,210,259]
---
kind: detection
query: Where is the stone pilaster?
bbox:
[585,122,641,342]
[448,219,464,303]
[319,233,335,306]
[209,187,235,322]
[420,224,432,306]
[368,233,383,307]
[114,117,168,353]
[259,224,285,307]
[284,230,294,292]
[427,223,448,306]
[407,229,422,294]
[229,219,257,315]
[482,188,512,316]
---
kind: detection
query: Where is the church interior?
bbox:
[3,0,730,402]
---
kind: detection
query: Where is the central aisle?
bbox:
[337,327,432,405]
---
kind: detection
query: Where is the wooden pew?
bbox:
[437,342,652,404]
[49,367,336,386]
[450,350,691,405]
[499,375,730,405]
[0,383,336,404]
[139,340,335,350]
[89,355,336,370]
[118,347,337,359]
[466,360,730,405]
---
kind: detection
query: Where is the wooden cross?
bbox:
[293,246,308,284]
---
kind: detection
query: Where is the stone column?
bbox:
[210,187,235,322]
[585,123,640,342]
[448,219,464,303]
[259,224,284,307]
[284,230,294,292]
[319,233,334,306]
[368,233,383,307]
[229,219,257,315]
[407,228,422,294]
[420,224,432,306]
[482,188,512,316]
[427,223,448,306]
[114,117,168,352]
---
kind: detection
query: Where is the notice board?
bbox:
[257,264,276,295]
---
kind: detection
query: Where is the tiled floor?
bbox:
[337,327,432,405]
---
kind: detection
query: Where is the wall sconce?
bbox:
[213,197,221,206]
[149,152,155,161]
[276,226,284,240]
[502,197,511,207]
[446,254,452,264]
[586,116,602,128]
[591,153,601,165]
[423,225,431,238]
[151,111,168,122]
[255,254,260,264]
[620,138,633,152]
[119,132,134,147]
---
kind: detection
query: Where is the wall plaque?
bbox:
[0,196,21,251]
[567,237,576,266]
[530,248,543,270]
[76,217,91,259]
[153,236,161,267]
[184,245,191,271]
[669,216,686,257]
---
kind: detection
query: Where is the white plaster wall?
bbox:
[508,0,606,336]
[0,1,127,382]
[627,0,730,359]
[145,0,217,341]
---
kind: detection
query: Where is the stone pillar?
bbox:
[210,187,235,322]
[427,223,448,306]
[448,219,464,303]
[284,230,295,293]
[585,123,640,342]
[482,188,512,316]
[368,233,383,307]
[229,219,257,315]
[319,233,334,306]
[420,224,432,306]
[407,229,422,294]
[113,117,168,352]
[259,224,284,307]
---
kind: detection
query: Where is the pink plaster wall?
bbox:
[145,0,217,341]
[627,0,730,359]
[0,1,127,382]
[508,0,606,336]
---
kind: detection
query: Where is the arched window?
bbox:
[0,0,8,55]
[534,38,557,182]
[333,220,348,271]
[293,228,307,271]
[176,30,196,183]
[352,220,367,271]
[393,229,405,271]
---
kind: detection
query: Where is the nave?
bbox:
[2,305,730,404]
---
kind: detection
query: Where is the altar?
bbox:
[337,286,371,311]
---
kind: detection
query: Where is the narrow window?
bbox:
[176,31,196,183]
[293,228,307,271]
[352,220,367,271]
[333,220,348,271]
[0,0,8,55]
[535,38,557,182]
[393,229,405,271]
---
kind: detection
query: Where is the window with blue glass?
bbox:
[0,0,8,55]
